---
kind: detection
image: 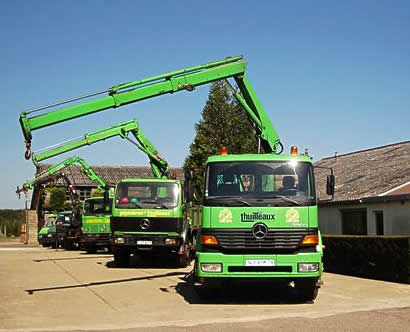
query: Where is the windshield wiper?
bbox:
[260,195,301,206]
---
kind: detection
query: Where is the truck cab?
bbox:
[55,210,82,250]
[38,214,56,247]
[110,178,191,267]
[195,152,323,301]
[81,196,113,253]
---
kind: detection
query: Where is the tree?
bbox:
[44,187,66,211]
[184,81,257,202]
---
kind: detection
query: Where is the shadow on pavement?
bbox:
[105,255,192,270]
[172,272,305,305]
[25,271,188,295]
[33,255,111,262]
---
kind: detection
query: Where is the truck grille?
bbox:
[110,217,183,233]
[202,228,316,251]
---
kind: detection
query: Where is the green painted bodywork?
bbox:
[20,56,281,156]
[19,156,108,192]
[111,178,186,238]
[197,153,323,280]
[19,55,323,284]
[31,119,169,179]
[20,57,244,142]
[38,226,50,235]
[82,197,112,236]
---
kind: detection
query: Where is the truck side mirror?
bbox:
[326,174,335,196]
[184,170,193,203]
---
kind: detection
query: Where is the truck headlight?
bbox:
[165,238,178,246]
[114,237,125,244]
[47,234,52,238]
[298,263,319,273]
[38,235,43,238]
[201,263,222,273]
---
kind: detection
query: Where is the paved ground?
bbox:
[0,241,409,332]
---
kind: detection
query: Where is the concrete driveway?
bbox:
[0,243,409,331]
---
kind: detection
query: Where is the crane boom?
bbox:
[16,156,108,194]
[31,119,169,179]
[20,56,281,158]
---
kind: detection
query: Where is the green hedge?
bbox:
[323,235,410,284]
[0,210,25,237]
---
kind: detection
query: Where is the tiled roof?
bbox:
[36,164,184,187]
[314,141,410,202]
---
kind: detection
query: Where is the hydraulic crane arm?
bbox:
[16,156,108,195]
[20,56,244,156]
[31,119,170,179]
[19,55,282,157]
[224,76,282,153]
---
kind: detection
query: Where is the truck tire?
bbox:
[194,285,213,300]
[85,247,97,254]
[63,239,74,250]
[176,243,191,268]
[114,252,129,268]
[294,278,319,302]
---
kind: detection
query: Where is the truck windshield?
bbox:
[115,182,179,209]
[205,161,315,206]
[83,198,112,216]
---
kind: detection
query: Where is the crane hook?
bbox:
[25,148,31,160]
[24,141,32,160]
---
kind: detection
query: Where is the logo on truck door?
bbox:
[241,211,275,222]
[218,209,232,223]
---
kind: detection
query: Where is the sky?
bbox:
[1,0,409,209]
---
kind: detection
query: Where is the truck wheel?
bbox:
[114,252,129,268]
[85,247,97,254]
[63,240,74,250]
[194,285,213,300]
[176,243,191,268]
[294,278,319,302]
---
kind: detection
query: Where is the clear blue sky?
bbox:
[1,0,409,209]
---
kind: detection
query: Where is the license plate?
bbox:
[137,240,152,245]
[245,259,275,267]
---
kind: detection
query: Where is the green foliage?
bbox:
[0,210,25,237]
[184,82,257,202]
[44,187,67,211]
[91,189,103,197]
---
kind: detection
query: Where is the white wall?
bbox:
[319,199,410,235]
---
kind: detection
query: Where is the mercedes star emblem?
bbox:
[140,218,151,230]
[252,223,268,240]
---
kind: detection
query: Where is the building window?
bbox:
[341,209,367,235]
[375,211,384,235]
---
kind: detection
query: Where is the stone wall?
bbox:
[20,210,38,245]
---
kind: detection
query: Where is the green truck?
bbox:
[25,119,192,264]
[37,214,56,247]
[111,177,193,268]
[81,195,113,253]
[18,56,334,301]
[17,155,112,252]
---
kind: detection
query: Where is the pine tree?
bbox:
[184,81,257,202]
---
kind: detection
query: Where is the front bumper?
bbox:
[39,234,56,245]
[80,233,111,247]
[112,233,182,253]
[195,252,323,279]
